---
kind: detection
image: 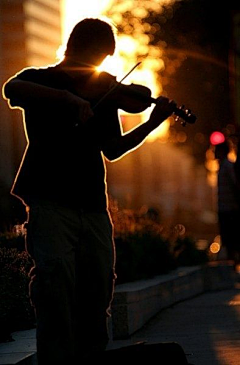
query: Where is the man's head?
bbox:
[64,18,116,66]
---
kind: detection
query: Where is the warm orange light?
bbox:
[235,264,240,274]
[228,150,237,162]
[60,0,113,43]
[213,235,221,244]
[209,236,221,254]
[61,0,181,141]
[209,242,221,254]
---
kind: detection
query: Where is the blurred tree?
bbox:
[106,0,240,163]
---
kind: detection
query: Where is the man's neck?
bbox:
[61,56,96,69]
[60,60,97,80]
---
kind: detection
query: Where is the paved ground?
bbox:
[1,277,240,364]
[110,283,240,365]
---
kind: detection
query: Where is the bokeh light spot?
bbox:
[210,131,225,145]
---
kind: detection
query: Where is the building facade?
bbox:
[0,0,62,229]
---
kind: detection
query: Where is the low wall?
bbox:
[110,261,236,339]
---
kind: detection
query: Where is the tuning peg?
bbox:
[174,115,180,122]
[173,104,196,124]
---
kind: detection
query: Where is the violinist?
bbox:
[2,17,177,364]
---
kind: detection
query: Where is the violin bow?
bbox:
[92,62,142,110]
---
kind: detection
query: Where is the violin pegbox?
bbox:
[174,104,196,126]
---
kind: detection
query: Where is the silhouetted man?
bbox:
[3,18,176,364]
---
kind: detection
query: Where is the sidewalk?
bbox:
[126,283,240,365]
[0,261,239,365]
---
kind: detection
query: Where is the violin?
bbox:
[91,71,196,126]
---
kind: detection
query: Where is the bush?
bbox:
[115,231,176,284]
[109,200,177,284]
[0,201,209,339]
[109,199,209,284]
[0,235,35,342]
[173,236,209,267]
[0,230,26,251]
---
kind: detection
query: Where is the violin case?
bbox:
[93,341,194,364]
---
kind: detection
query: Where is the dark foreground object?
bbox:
[90,342,193,364]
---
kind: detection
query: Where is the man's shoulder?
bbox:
[14,63,70,89]
[16,64,60,79]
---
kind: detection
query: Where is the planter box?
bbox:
[110,261,236,339]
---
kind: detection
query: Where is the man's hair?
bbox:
[65,18,116,58]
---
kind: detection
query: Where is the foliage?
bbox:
[0,201,208,339]
[114,231,175,284]
[172,235,209,267]
[109,198,207,284]
[0,234,35,342]
[0,230,26,251]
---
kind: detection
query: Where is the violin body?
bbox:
[80,70,196,125]
[92,71,152,113]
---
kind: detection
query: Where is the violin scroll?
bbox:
[173,105,196,126]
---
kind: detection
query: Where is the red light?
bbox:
[210,131,225,145]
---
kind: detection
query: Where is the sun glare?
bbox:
[61,0,114,44]
[61,0,178,141]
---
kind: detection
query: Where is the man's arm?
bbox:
[3,78,93,123]
[103,96,176,161]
